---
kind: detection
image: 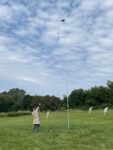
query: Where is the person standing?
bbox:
[32,104,41,132]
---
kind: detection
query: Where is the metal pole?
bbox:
[66,80,70,131]
[59,19,70,130]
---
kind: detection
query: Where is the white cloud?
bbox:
[101,0,113,10]
[0,0,113,97]
[19,76,43,84]
[0,5,12,20]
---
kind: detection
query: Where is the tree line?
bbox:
[0,80,113,112]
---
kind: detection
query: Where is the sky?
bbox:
[0,0,113,97]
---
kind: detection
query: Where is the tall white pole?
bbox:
[66,80,70,131]
[59,19,70,130]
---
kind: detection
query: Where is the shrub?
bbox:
[0,112,8,117]
[7,111,31,117]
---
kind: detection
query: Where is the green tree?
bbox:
[7,88,26,110]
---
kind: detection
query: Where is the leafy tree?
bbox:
[7,88,26,110]
[23,95,33,110]
[107,80,113,89]
[1,80,113,112]
[69,89,85,108]
[0,94,13,112]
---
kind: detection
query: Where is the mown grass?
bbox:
[0,110,113,150]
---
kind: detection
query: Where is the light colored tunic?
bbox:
[32,107,40,125]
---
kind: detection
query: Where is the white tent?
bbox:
[104,107,108,115]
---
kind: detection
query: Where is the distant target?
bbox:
[61,19,65,22]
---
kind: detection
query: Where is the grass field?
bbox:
[0,110,113,150]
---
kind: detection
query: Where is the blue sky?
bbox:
[0,0,113,97]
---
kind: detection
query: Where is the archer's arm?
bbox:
[36,106,39,111]
[36,103,41,111]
